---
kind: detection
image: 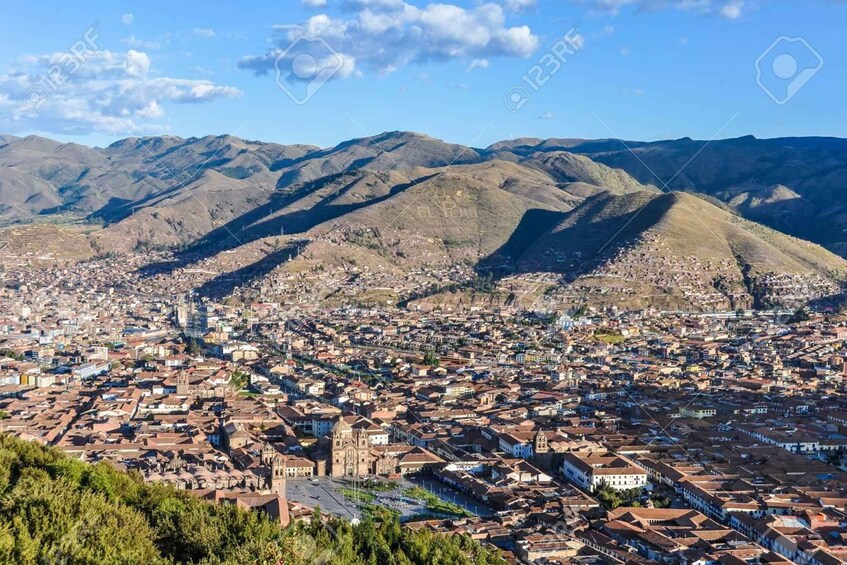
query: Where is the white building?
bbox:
[498,432,535,459]
[562,452,648,492]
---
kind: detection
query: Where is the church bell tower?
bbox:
[271,456,286,496]
[534,429,549,455]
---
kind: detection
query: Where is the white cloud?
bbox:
[122,13,134,25]
[0,49,241,135]
[719,0,744,20]
[136,100,164,119]
[192,28,217,38]
[467,58,490,71]
[538,111,555,119]
[500,0,537,12]
[238,1,538,79]
[570,0,746,19]
[124,50,151,77]
[619,46,631,56]
[601,25,615,35]
[302,0,328,6]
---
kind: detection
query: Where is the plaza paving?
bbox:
[286,475,494,521]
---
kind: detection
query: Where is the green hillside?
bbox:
[0,435,504,565]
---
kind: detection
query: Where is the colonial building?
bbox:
[562,452,648,492]
[330,418,371,477]
[261,443,286,495]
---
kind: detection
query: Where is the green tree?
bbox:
[187,338,203,355]
[229,370,249,390]
[594,483,644,510]
[422,350,440,367]
[0,434,506,565]
[789,306,811,324]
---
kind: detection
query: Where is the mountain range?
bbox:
[2,130,846,311]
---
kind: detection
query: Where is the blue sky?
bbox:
[0,0,844,148]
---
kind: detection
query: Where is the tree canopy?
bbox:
[0,434,505,565]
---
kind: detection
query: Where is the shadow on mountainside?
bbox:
[476,192,674,283]
[475,208,565,276]
[136,171,438,279]
[194,241,305,300]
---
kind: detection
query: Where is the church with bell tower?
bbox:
[176,372,190,396]
[330,417,371,477]
[261,443,287,496]
[270,456,286,495]
[534,429,549,455]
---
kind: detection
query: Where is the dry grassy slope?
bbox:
[91,169,279,252]
[548,136,847,257]
[216,169,416,245]
[4,130,847,309]
[0,131,653,253]
[0,224,96,263]
[0,167,62,217]
[102,135,317,182]
[302,161,577,264]
[194,159,580,288]
[656,193,845,276]
[0,134,318,223]
[108,154,591,253]
[6,130,847,262]
[278,170,406,213]
[519,151,659,196]
[275,131,482,188]
[509,191,846,310]
[521,191,846,275]
[91,152,581,255]
[0,137,102,220]
[169,159,581,284]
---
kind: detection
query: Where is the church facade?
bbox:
[262,442,287,495]
[330,418,372,477]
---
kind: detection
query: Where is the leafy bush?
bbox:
[594,483,644,510]
[0,435,503,564]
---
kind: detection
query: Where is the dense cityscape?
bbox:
[3,1,846,562]
[4,249,847,564]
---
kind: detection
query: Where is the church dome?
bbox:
[331,417,353,433]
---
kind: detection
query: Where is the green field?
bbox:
[338,487,377,504]
[403,487,473,518]
[594,331,626,344]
